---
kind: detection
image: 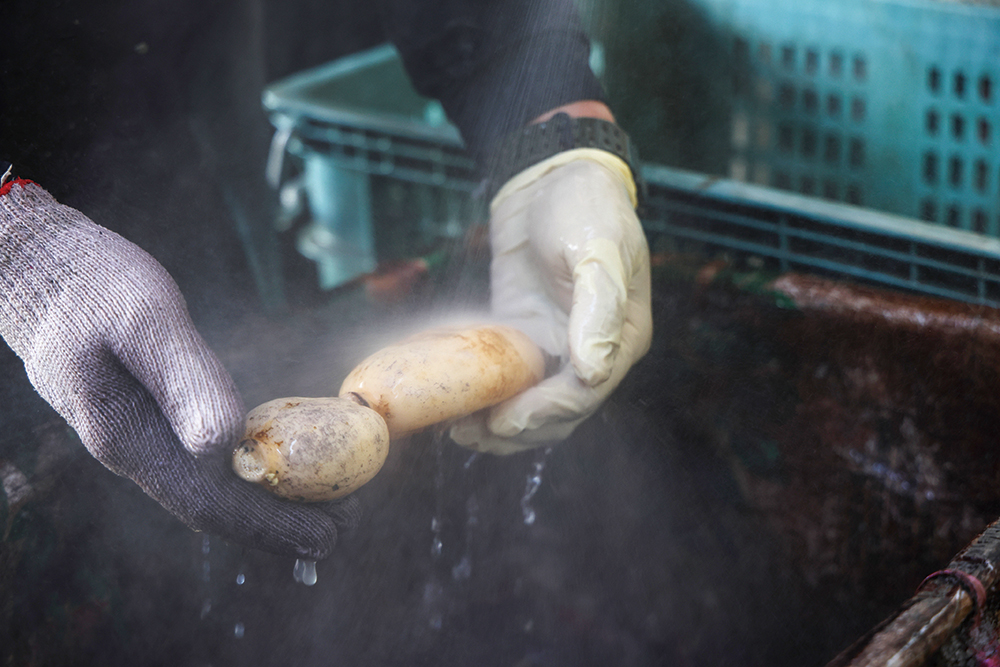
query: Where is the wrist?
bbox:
[531,101,615,125]
[491,148,638,212]
[483,111,641,203]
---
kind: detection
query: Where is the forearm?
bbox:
[378,0,604,164]
[531,100,615,125]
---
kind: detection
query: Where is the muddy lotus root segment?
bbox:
[233,325,545,501]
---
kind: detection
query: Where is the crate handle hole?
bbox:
[978,118,991,145]
[829,52,843,78]
[826,94,842,118]
[979,75,992,104]
[805,49,819,76]
[781,45,796,70]
[951,114,966,140]
[848,138,865,169]
[803,88,819,114]
[851,97,866,122]
[954,71,967,99]
[852,55,867,81]
[926,109,940,136]
[928,66,942,94]
[974,160,988,193]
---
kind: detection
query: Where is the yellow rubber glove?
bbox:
[450,148,652,454]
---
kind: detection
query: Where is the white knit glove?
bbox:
[450,149,652,454]
[0,178,358,559]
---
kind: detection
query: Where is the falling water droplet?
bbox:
[235,573,245,585]
[451,556,472,581]
[522,505,536,526]
[234,622,245,639]
[293,559,317,586]
[430,433,446,560]
[452,493,477,581]
[466,494,479,527]
[201,535,211,582]
[430,516,443,559]
[423,432,451,630]
[200,598,212,620]
[520,448,552,526]
[423,580,444,630]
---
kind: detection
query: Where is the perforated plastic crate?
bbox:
[263,44,481,289]
[670,0,1000,233]
[262,41,1000,306]
[642,164,1000,307]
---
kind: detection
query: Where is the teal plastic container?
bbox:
[713,0,999,233]
[594,0,1000,233]
[262,44,479,289]
[262,30,1000,306]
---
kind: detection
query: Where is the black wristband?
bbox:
[483,113,642,202]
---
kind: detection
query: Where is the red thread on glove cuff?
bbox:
[0,178,37,198]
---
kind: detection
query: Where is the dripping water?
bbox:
[431,517,443,559]
[199,535,212,620]
[423,580,444,631]
[201,534,212,582]
[293,559,318,586]
[521,447,552,526]
[425,431,447,630]
[430,430,446,560]
[234,563,247,640]
[451,490,478,581]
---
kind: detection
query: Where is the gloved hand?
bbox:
[450,148,652,454]
[0,177,357,559]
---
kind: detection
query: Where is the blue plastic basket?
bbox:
[261,38,1000,306]
[679,0,1000,233]
[262,45,480,289]
[642,163,1000,306]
